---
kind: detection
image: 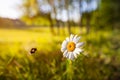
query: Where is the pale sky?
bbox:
[0,0,22,19]
[0,0,98,21]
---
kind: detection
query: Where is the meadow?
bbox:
[0,27,120,80]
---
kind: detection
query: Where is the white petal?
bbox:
[61,40,68,48]
[70,34,74,41]
[61,47,67,52]
[73,52,77,58]
[66,52,69,58]
[73,36,81,43]
[70,53,75,60]
[76,42,84,48]
[68,52,72,59]
[66,37,70,42]
[74,50,80,55]
[63,50,68,57]
[73,35,78,41]
[75,48,83,53]
[67,52,74,60]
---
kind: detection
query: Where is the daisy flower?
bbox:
[61,34,84,60]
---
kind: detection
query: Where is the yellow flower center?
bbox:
[67,42,76,52]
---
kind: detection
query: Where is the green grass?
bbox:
[0,27,120,80]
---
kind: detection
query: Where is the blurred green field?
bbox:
[0,27,120,80]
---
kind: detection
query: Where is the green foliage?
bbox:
[95,0,120,29]
[0,27,120,80]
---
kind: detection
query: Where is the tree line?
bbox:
[21,0,120,34]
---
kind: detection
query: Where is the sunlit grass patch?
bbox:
[0,28,51,43]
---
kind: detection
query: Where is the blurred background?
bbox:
[0,0,120,80]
